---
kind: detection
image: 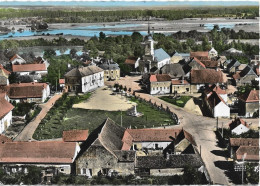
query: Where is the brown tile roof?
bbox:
[59,79,65,84]
[0,134,12,144]
[193,57,206,68]
[232,72,240,80]
[0,65,11,75]
[171,79,189,85]
[65,66,103,77]
[201,60,218,68]
[190,51,209,61]
[0,141,78,164]
[125,57,137,65]
[150,74,171,82]
[236,146,259,161]
[239,90,259,103]
[10,54,20,62]
[0,98,14,119]
[63,130,88,142]
[12,64,46,72]
[204,84,226,95]
[228,118,249,131]
[124,128,181,143]
[190,69,224,84]
[6,82,48,99]
[230,138,259,147]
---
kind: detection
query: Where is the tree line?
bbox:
[0,6,258,23]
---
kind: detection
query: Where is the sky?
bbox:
[0,1,258,7]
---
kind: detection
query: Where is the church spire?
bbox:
[148,21,151,35]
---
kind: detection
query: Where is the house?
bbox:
[235,146,259,163]
[135,154,203,176]
[204,84,227,102]
[171,79,194,94]
[170,51,183,64]
[228,118,249,135]
[201,60,219,69]
[0,94,14,134]
[149,74,171,95]
[12,63,47,76]
[238,89,259,117]
[0,141,80,177]
[64,66,104,93]
[59,79,65,87]
[124,56,140,72]
[160,64,185,79]
[76,118,135,177]
[10,54,26,65]
[250,55,259,66]
[232,65,258,86]
[63,130,88,143]
[208,48,218,59]
[0,65,10,86]
[76,118,201,177]
[178,53,190,62]
[229,138,258,160]
[182,57,206,78]
[98,60,120,81]
[205,91,230,118]
[190,69,225,92]
[6,82,50,103]
[190,51,209,61]
[217,56,227,67]
[226,59,241,73]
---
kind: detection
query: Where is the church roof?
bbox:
[154,48,170,62]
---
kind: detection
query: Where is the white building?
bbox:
[65,66,104,93]
[7,82,50,103]
[149,74,171,95]
[12,63,47,76]
[0,93,14,134]
[10,54,26,65]
[206,91,230,118]
[208,48,218,59]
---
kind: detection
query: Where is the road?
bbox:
[106,76,259,185]
[14,93,63,141]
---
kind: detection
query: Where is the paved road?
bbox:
[107,76,259,185]
[14,93,63,141]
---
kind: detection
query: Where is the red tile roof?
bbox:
[193,57,206,68]
[239,90,259,103]
[0,98,14,119]
[228,118,249,131]
[0,141,78,164]
[171,79,189,85]
[10,54,19,61]
[204,84,226,95]
[191,69,224,84]
[207,91,226,108]
[6,82,48,99]
[12,63,46,72]
[125,57,137,65]
[0,65,11,75]
[230,138,259,147]
[236,146,259,161]
[150,74,171,82]
[0,134,12,144]
[63,130,88,142]
[59,79,65,84]
[201,60,218,68]
[190,51,209,61]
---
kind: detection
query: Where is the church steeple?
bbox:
[148,21,151,35]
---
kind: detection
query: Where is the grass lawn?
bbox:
[33,95,176,140]
[159,96,191,108]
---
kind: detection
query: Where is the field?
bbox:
[33,93,176,140]
[159,96,191,108]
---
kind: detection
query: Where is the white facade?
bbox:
[231,124,249,135]
[17,70,48,76]
[133,141,171,150]
[81,71,104,93]
[0,111,12,134]
[209,48,218,58]
[157,58,171,69]
[10,56,26,65]
[213,102,230,118]
[42,85,50,102]
[150,82,171,95]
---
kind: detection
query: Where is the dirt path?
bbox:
[111,76,259,185]
[14,93,63,141]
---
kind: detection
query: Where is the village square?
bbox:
[0,1,259,185]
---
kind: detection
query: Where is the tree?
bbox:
[99,32,106,41]
[43,49,56,59]
[131,32,143,43]
[124,86,127,92]
[8,72,19,84]
[202,36,211,51]
[23,166,42,184]
[69,48,77,58]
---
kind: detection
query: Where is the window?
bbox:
[60,168,64,172]
[82,168,87,175]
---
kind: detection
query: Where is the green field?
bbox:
[159,96,191,108]
[33,96,176,140]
